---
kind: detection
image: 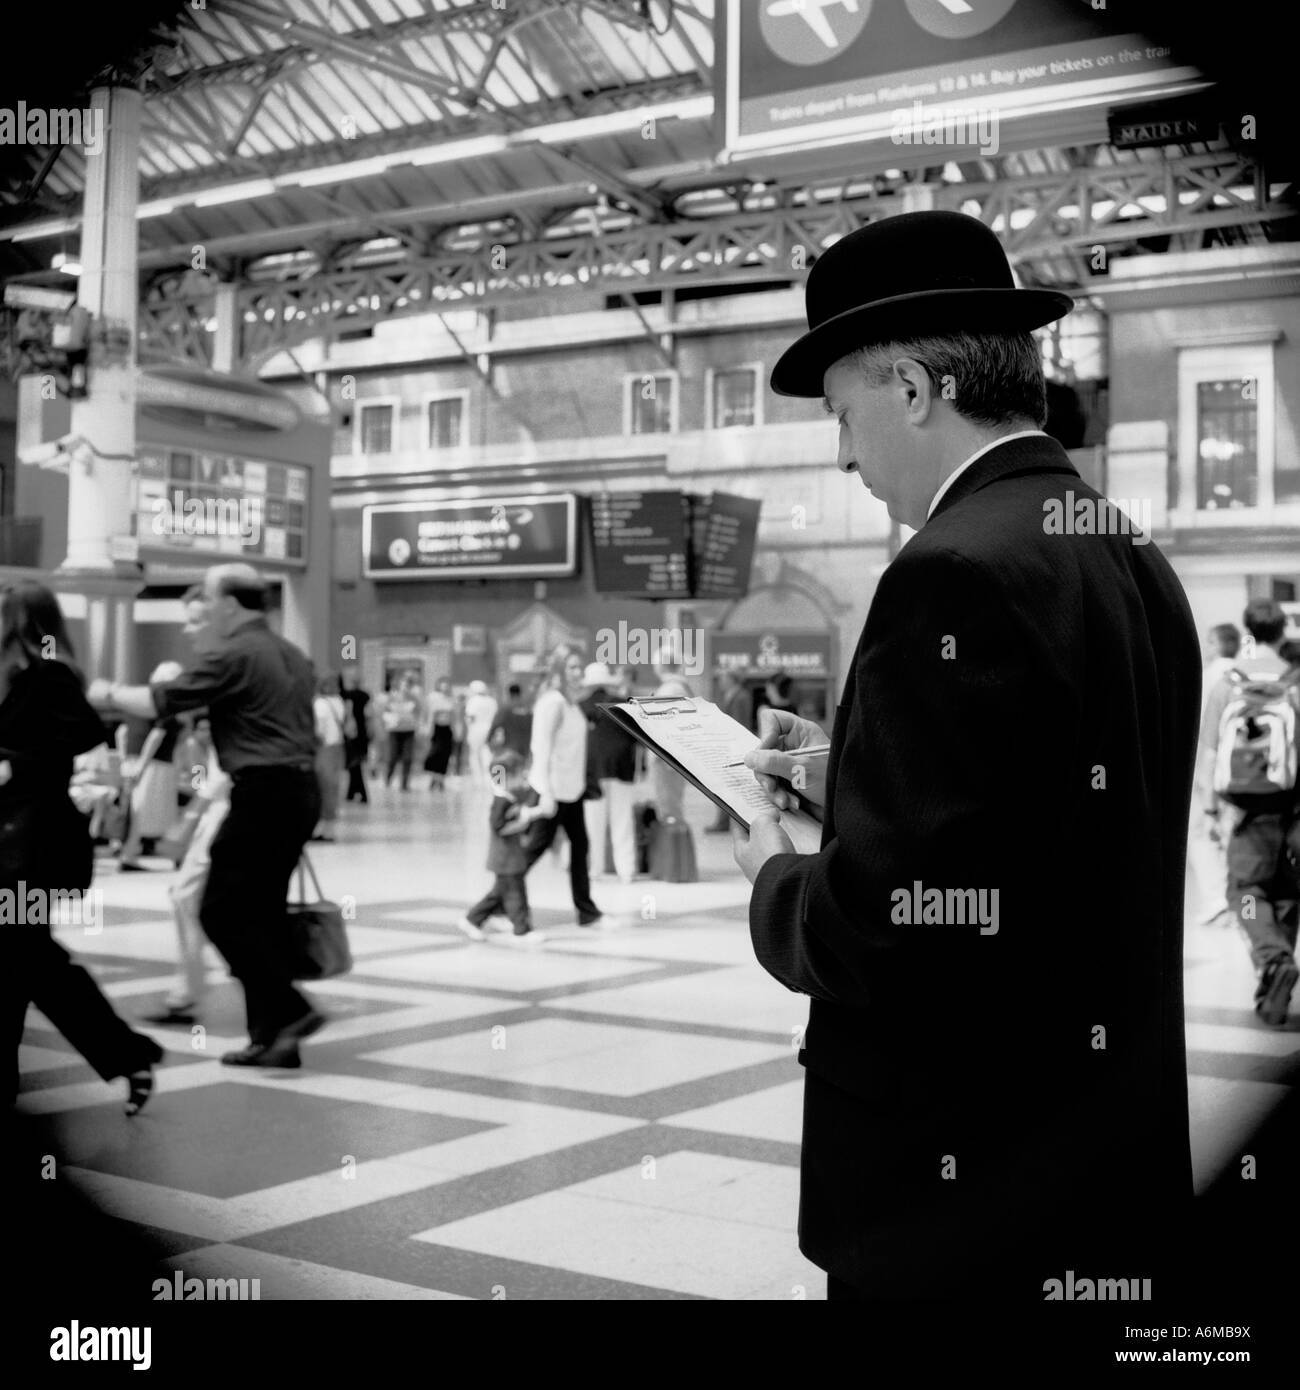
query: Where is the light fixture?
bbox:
[286,155,398,188]
[138,197,181,219]
[408,134,512,168]
[520,96,711,147]
[193,178,278,208]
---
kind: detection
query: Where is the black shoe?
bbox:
[143,1006,197,1026]
[578,912,603,928]
[221,1042,302,1068]
[124,1038,164,1116]
[125,1068,156,1116]
[274,1009,327,1045]
[1256,957,1299,1027]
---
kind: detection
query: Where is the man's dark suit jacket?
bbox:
[750,434,1200,1299]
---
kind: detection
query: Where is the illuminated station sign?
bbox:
[362,495,579,580]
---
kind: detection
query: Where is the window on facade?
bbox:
[628,375,675,434]
[427,396,464,450]
[712,369,757,428]
[1196,380,1257,509]
[359,403,394,455]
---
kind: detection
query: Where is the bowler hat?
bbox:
[770,211,1073,398]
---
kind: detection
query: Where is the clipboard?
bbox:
[599,696,823,854]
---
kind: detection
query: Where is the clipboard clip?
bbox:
[628,695,696,718]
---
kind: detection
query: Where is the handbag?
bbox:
[284,851,352,981]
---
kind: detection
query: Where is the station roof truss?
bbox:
[1,0,1295,371]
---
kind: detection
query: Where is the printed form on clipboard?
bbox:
[599,696,823,855]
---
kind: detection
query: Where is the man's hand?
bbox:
[86,677,114,707]
[535,795,558,819]
[745,707,831,815]
[731,810,795,885]
[150,661,184,684]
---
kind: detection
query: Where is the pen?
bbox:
[723,744,832,769]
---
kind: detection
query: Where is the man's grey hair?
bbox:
[848,330,1047,429]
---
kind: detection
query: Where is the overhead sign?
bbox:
[590,491,691,597]
[1108,103,1218,149]
[363,495,578,580]
[719,0,1204,158]
[692,492,761,599]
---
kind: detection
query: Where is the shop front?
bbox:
[708,629,836,730]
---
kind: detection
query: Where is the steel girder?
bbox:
[137,150,1294,369]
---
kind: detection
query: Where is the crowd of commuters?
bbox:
[11,572,794,1103]
[11,554,1300,1315]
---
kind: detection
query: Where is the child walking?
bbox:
[458,749,547,943]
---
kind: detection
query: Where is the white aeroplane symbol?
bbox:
[766,0,860,51]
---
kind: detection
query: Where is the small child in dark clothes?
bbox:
[458,749,548,942]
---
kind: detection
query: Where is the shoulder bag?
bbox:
[285,850,352,980]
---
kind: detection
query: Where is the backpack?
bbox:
[1213,668,1300,803]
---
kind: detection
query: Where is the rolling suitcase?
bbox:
[649,816,697,883]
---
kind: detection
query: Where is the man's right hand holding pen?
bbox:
[743,707,832,823]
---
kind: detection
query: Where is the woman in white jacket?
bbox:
[525,644,601,927]
[312,672,347,842]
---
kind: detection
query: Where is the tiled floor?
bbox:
[14,776,1300,1301]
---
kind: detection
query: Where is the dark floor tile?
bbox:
[40,1085,502,1199]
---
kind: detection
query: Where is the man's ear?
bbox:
[893,357,934,423]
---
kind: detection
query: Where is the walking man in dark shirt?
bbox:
[91,564,324,1067]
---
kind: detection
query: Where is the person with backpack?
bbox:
[1198,599,1300,1028]
[1189,622,1244,927]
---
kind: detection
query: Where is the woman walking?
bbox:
[380,673,420,791]
[423,676,455,790]
[0,580,163,1115]
[312,672,346,841]
[525,644,601,928]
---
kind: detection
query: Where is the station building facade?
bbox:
[263,242,1299,704]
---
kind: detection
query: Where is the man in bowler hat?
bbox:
[733,211,1201,1301]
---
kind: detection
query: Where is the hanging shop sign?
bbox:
[710,630,832,677]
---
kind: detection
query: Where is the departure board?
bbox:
[691,492,761,599]
[590,491,691,597]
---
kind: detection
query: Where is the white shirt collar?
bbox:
[926,430,1051,520]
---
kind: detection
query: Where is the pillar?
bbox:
[52,84,143,681]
